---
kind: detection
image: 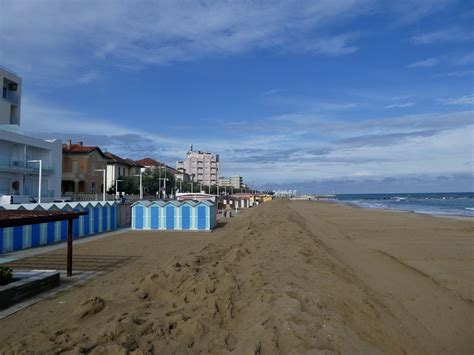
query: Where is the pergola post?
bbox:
[67,218,73,277]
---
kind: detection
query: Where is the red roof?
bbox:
[63,143,106,158]
[136,157,161,166]
[136,158,176,172]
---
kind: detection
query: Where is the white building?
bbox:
[1,67,21,126]
[0,67,62,200]
[230,175,243,189]
[176,144,220,186]
[104,151,143,194]
[218,177,231,187]
[218,175,243,189]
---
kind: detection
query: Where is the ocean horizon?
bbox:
[333,192,474,218]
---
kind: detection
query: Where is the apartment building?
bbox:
[230,175,243,189]
[176,144,220,186]
[1,67,21,126]
[61,140,108,194]
[217,177,231,187]
[0,67,62,200]
[218,175,243,189]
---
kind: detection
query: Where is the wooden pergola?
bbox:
[0,210,88,277]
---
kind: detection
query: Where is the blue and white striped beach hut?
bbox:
[131,200,216,231]
[0,201,118,254]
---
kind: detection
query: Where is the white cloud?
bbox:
[384,102,415,108]
[407,57,440,68]
[432,70,474,78]
[299,34,359,56]
[76,71,99,85]
[0,0,455,86]
[0,0,372,85]
[21,95,473,183]
[437,94,474,106]
[453,52,474,66]
[386,0,454,23]
[411,27,474,44]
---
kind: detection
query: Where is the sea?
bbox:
[334,192,474,218]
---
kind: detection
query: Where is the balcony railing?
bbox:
[0,159,54,174]
[2,90,19,105]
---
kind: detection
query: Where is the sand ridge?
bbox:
[1,200,473,354]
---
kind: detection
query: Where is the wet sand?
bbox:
[0,200,473,354]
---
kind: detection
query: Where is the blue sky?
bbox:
[1,0,473,192]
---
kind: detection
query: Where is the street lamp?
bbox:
[94,169,106,202]
[134,168,145,200]
[158,178,169,199]
[115,179,123,198]
[27,159,42,204]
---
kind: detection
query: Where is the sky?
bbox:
[1,0,473,193]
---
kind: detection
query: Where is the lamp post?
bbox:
[27,159,42,204]
[158,178,169,199]
[133,168,145,200]
[115,179,123,198]
[95,169,106,202]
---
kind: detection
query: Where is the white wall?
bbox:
[0,68,22,125]
[0,130,62,198]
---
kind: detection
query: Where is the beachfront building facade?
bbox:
[218,175,243,189]
[175,167,191,182]
[0,128,62,199]
[230,175,243,189]
[61,140,108,194]
[105,152,143,193]
[218,177,231,187]
[1,67,21,126]
[176,144,220,186]
[126,158,143,176]
[137,157,176,175]
[0,67,63,200]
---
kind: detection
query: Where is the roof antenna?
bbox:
[189,143,193,152]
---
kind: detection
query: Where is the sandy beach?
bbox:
[1,200,473,354]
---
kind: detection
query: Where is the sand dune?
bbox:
[1,200,473,354]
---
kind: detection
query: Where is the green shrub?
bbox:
[0,266,13,285]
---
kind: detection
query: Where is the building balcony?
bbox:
[0,159,54,174]
[2,90,19,105]
[62,172,85,180]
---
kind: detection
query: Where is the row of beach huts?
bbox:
[0,193,273,254]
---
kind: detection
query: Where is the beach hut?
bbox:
[148,201,163,230]
[0,201,119,254]
[131,201,151,230]
[194,200,216,230]
[131,200,216,231]
[163,200,182,230]
[179,201,193,230]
